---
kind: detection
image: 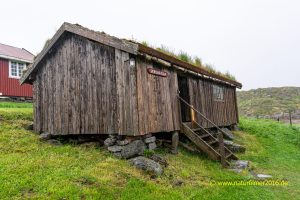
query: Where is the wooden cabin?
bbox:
[21,23,242,138]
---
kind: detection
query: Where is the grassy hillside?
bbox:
[0,103,299,199]
[237,87,300,117]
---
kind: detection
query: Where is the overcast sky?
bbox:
[1,0,299,90]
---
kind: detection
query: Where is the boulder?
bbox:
[231,160,249,169]
[107,145,122,153]
[113,152,122,159]
[104,137,116,147]
[121,140,146,159]
[117,139,131,146]
[129,156,163,176]
[144,136,156,144]
[148,142,157,150]
[224,140,234,146]
[39,132,52,141]
[220,128,235,140]
[150,154,168,167]
[224,140,246,153]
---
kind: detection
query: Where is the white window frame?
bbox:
[9,61,26,79]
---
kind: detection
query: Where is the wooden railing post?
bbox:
[191,105,195,128]
[218,133,226,167]
[289,110,293,126]
[176,94,232,140]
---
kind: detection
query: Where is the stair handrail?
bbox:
[176,94,229,139]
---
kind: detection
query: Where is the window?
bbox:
[213,85,224,101]
[9,61,26,79]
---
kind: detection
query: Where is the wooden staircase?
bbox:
[177,94,238,167]
[181,122,238,167]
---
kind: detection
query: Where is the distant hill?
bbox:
[237,87,300,118]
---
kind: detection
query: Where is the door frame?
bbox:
[177,74,191,122]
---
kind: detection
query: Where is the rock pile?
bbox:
[129,156,163,177]
[218,127,246,153]
[220,128,235,140]
[104,134,168,176]
[230,160,249,173]
[104,134,157,159]
[224,140,246,153]
[39,132,62,146]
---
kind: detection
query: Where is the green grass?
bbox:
[0,106,299,199]
[0,101,33,108]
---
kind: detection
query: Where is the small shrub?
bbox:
[178,51,192,63]
[156,45,177,58]
[204,64,216,74]
[194,56,202,66]
[139,41,238,81]
[224,71,236,81]
[141,41,149,46]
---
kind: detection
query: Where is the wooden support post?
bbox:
[289,110,292,126]
[171,131,179,154]
[218,133,226,167]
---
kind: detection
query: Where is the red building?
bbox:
[0,43,34,98]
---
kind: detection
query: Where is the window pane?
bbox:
[18,63,24,77]
[11,62,18,76]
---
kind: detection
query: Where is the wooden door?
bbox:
[178,75,191,122]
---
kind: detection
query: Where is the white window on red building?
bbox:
[9,61,26,79]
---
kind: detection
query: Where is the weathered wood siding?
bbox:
[33,32,238,136]
[187,76,238,127]
[115,49,139,135]
[34,33,120,135]
[136,57,180,135]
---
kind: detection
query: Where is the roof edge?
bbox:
[20,22,139,84]
[20,22,67,84]
[0,54,33,63]
[137,44,242,88]
[20,22,242,89]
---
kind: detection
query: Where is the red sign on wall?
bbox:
[147,68,168,77]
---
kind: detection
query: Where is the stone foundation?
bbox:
[104,134,157,159]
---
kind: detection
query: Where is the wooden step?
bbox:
[181,123,220,161]
[225,153,233,159]
[192,128,202,132]
[208,140,218,145]
[200,133,211,139]
[215,147,239,160]
[181,122,238,166]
